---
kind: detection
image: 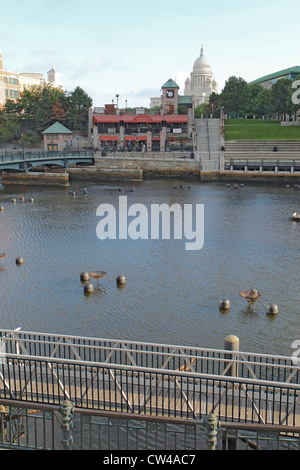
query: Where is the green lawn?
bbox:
[225,119,300,141]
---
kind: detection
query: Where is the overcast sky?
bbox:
[1,0,299,108]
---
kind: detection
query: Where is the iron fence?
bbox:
[1,329,299,384]
[0,329,299,427]
[0,400,299,451]
[0,355,299,426]
[0,150,95,162]
[221,422,300,450]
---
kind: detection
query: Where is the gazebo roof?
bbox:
[42,122,73,134]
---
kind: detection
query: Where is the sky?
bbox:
[0,0,299,109]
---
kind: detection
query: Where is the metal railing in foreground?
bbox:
[0,355,299,426]
[220,421,300,450]
[0,329,299,427]
[0,400,299,450]
[1,329,299,384]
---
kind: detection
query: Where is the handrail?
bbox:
[0,328,296,362]
[1,352,300,389]
[206,118,211,160]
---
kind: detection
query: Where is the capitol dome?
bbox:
[184,45,218,106]
[193,45,212,74]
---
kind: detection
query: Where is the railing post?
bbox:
[204,413,219,450]
[59,400,75,450]
[224,335,239,377]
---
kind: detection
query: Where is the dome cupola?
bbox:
[193,45,212,74]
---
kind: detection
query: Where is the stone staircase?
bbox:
[224,140,300,172]
[225,140,300,153]
[195,119,221,171]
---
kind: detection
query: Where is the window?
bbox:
[9,77,18,85]
[9,89,19,99]
[3,76,7,83]
[5,89,8,98]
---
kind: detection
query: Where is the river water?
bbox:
[0,178,299,357]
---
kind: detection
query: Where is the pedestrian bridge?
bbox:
[0,328,299,427]
[0,150,95,172]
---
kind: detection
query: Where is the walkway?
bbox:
[195,118,221,171]
[0,329,299,426]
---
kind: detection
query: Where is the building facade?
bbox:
[42,122,73,151]
[0,49,20,104]
[89,78,194,152]
[184,45,218,106]
[248,66,300,89]
[0,49,63,107]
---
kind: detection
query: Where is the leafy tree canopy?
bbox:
[0,82,93,138]
[219,76,249,117]
[194,102,208,118]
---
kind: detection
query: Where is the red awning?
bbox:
[100,136,119,141]
[94,115,122,124]
[125,136,147,141]
[94,114,189,125]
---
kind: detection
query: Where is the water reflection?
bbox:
[0,179,299,356]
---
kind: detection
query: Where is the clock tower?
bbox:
[161,79,179,114]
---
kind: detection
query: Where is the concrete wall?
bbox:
[95,154,200,178]
[1,171,70,187]
[67,167,143,182]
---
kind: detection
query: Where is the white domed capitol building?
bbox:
[184,45,218,106]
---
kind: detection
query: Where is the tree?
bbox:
[252,88,273,117]
[66,86,93,133]
[194,102,208,118]
[220,76,250,117]
[246,83,264,115]
[51,98,67,123]
[270,78,292,120]
[19,130,41,147]
[18,82,66,132]
[207,92,220,117]
[0,112,21,142]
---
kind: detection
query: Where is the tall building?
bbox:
[47,66,62,87]
[248,66,300,89]
[0,49,63,107]
[184,45,218,106]
[0,49,20,105]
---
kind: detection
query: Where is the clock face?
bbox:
[166,90,174,98]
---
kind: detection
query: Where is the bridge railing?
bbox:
[224,157,300,172]
[0,329,299,385]
[0,353,299,426]
[0,329,299,426]
[0,150,95,163]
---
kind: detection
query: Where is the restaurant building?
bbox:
[90,79,193,152]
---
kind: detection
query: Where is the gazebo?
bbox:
[42,122,73,151]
